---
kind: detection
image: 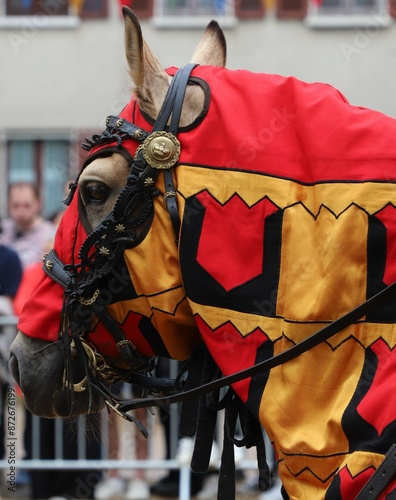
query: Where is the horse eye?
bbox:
[84,183,110,203]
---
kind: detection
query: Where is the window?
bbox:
[8,140,70,219]
[116,0,263,20]
[156,0,233,17]
[6,0,67,15]
[122,0,153,18]
[277,0,393,23]
[4,0,107,19]
[152,0,242,26]
[305,0,392,27]
[315,0,377,14]
[277,0,306,18]
[235,0,265,18]
[79,0,108,19]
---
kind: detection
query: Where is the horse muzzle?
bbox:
[9,331,104,418]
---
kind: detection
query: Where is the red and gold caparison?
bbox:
[19,65,396,499]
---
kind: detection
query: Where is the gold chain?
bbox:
[63,337,125,393]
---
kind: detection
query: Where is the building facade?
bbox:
[0,0,395,216]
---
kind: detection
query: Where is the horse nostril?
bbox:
[9,354,21,387]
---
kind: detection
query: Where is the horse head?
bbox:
[10,9,396,498]
[9,8,226,419]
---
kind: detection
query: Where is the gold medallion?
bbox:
[138,131,180,170]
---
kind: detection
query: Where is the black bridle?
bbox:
[43,64,198,429]
[42,63,396,499]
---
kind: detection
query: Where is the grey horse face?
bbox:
[9,332,104,418]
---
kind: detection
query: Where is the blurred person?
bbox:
[0,181,56,494]
[1,182,56,268]
[94,384,150,500]
[21,412,101,500]
[12,202,101,500]
[126,398,150,500]
[0,238,22,422]
[0,242,22,384]
[0,237,23,493]
[0,238,23,386]
[13,209,61,317]
[150,358,204,498]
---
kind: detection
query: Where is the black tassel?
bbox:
[59,290,95,416]
[63,181,78,206]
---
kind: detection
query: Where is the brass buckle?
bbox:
[163,191,177,211]
[105,400,131,421]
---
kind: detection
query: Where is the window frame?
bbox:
[6,137,72,219]
[152,0,238,27]
[305,0,392,26]
[275,0,393,22]
[5,0,68,16]
[79,0,109,19]
[1,0,108,23]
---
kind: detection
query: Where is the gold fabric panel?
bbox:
[277,203,368,321]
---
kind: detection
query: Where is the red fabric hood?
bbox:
[18,193,88,341]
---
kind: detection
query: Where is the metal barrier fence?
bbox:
[0,316,261,500]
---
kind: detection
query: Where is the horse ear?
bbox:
[190,20,227,67]
[123,7,169,115]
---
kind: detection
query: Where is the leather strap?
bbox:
[43,250,71,287]
[356,443,396,499]
[81,115,149,152]
[159,64,198,242]
[169,64,197,132]
[152,64,197,133]
[163,170,180,242]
